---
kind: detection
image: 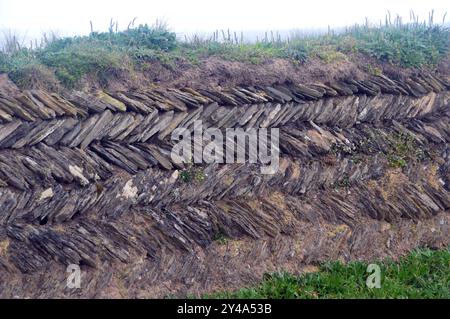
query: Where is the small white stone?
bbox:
[169,170,179,183]
[69,165,89,185]
[39,188,53,201]
[121,179,138,199]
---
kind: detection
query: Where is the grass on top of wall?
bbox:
[0,12,449,89]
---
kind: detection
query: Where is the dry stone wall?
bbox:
[0,72,449,297]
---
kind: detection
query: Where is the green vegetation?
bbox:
[213,232,229,245]
[0,13,449,89]
[351,20,449,67]
[176,15,449,67]
[387,154,408,169]
[182,41,287,64]
[0,23,177,88]
[386,132,429,168]
[331,132,430,169]
[201,248,450,299]
[333,174,350,189]
[179,166,206,184]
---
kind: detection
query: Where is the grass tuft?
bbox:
[201,248,450,299]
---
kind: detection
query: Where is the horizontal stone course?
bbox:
[0,91,447,151]
[0,73,448,123]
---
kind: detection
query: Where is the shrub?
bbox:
[284,41,309,62]
[89,24,177,51]
[0,23,177,88]
[0,49,58,89]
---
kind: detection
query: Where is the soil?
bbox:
[36,53,450,93]
[1,52,447,94]
[0,73,20,95]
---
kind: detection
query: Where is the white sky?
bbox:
[0,0,448,39]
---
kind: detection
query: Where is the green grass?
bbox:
[201,248,450,299]
[0,15,449,89]
[181,41,287,64]
[183,17,449,67]
[38,41,131,87]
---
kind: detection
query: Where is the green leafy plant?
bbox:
[386,132,427,168]
[387,154,408,168]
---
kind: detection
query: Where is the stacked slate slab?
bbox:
[0,71,449,298]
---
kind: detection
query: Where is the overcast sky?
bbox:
[0,0,448,40]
